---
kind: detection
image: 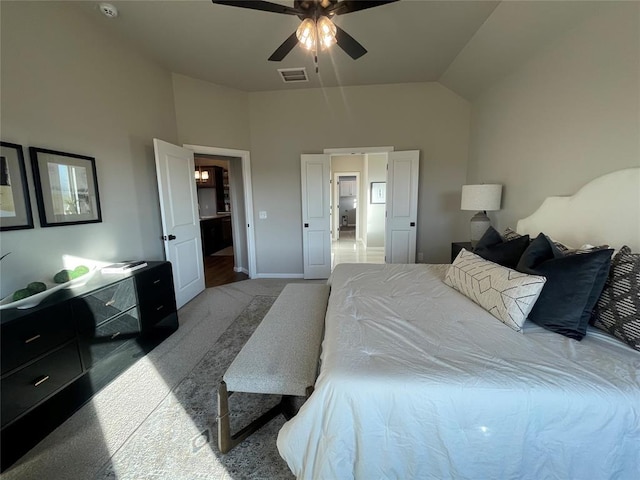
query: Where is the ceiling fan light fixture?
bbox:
[317,16,337,49]
[296,18,317,51]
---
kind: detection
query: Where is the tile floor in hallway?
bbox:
[331,233,385,269]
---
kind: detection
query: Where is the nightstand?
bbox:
[451,242,473,262]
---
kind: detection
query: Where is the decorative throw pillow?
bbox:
[516,234,613,340]
[444,249,546,333]
[593,246,640,352]
[473,226,531,269]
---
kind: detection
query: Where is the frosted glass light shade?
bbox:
[296,18,317,51]
[461,184,502,211]
[317,16,336,49]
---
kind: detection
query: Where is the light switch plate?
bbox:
[259,211,267,219]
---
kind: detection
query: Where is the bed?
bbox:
[277,168,640,479]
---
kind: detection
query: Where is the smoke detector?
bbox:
[99,3,118,18]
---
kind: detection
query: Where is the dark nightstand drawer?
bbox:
[1,303,75,376]
[79,307,140,369]
[1,342,82,427]
[73,278,136,331]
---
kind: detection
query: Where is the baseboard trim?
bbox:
[234,267,249,275]
[253,273,305,279]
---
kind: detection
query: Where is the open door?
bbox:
[385,150,419,264]
[153,139,205,308]
[301,154,331,279]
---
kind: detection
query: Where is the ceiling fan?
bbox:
[211,1,399,62]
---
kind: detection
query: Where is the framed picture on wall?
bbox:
[30,147,102,227]
[370,182,386,204]
[0,141,34,231]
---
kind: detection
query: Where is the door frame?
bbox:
[183,144,256,278]
[333,171,360,242]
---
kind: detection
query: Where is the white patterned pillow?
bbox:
[444,249,547,332]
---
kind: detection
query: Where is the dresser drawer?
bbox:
[135,263,176,329]
[135,263,174,304]
[79,307,140,369]
[138,298,177,329]
[73,277,136,331]
[1,303,75,376]
[1,342,82,427]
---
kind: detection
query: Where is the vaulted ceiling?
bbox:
[73,1,609,99]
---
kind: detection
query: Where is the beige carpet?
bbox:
[2,279,318,480]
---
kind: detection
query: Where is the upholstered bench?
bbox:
[217,283,330,453]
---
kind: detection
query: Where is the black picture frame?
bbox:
[29,147,102,227]
[370,182,386,204]
[0,141,34,231]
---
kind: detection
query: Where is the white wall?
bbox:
[467,2,640,232]
[0,2,178,297]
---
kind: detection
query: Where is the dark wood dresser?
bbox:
[0,261,178,471]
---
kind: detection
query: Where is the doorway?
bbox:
[334,172,359,242]
[328,150,389,269]
[194,155,246,287]
[184,144,256,287]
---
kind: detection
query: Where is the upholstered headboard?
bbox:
[517,168,640,251]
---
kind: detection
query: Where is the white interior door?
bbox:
[153,139,205,308]
[301,154,331,279]
[385,150,419,264]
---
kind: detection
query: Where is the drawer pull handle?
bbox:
[153,279,161,284]
[25,334,41,344]
[105,299,116,307]
[156,305,164,311]
[111,331,121,340]
[34,375,50,387]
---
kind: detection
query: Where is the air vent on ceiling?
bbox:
[278,67,309,84]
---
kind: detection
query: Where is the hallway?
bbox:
[331,233,385,269]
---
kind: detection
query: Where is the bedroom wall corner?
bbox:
[466,2,640,233]
[171,73,251,150]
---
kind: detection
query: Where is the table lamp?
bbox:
[461,184,502,247]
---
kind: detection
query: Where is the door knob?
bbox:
[410,222,415,227]
[162,234,177,241]
[304,223,309,228]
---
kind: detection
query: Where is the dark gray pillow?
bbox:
[517,234,613,340]
[474,226,530,269]
[593,246,640,351]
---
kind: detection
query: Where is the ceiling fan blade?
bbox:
[335,25,367,60]
[328,0,398,16]
[211,1,301,16]
[268,32,299,61]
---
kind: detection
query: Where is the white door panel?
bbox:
[301,154,331,279]
[153,139,205,308]
[385,150,419,264]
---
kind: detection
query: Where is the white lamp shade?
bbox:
[461,184,502,211]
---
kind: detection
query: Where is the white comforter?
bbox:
[277,263,640,479]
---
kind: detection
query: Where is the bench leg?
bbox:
[217,381,286,454]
